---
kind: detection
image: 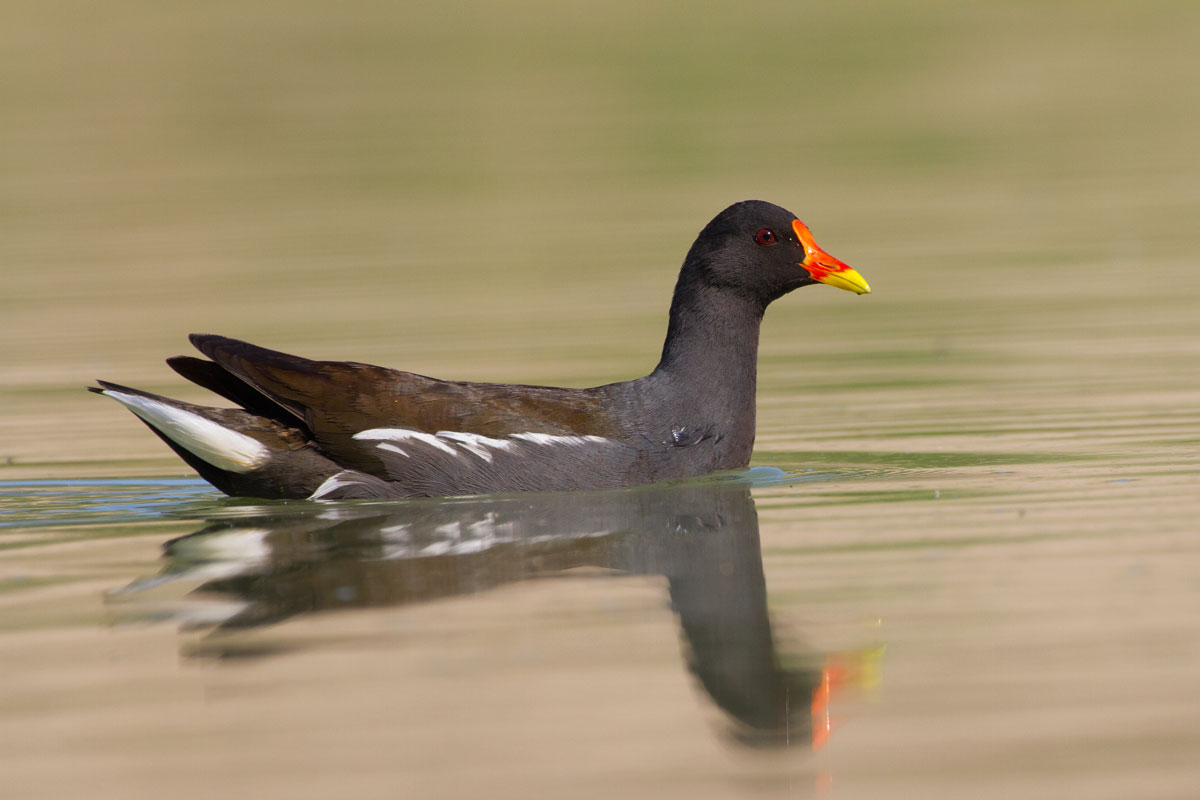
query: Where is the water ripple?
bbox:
[0,478,220,528]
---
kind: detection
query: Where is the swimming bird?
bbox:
[90,200,869,500]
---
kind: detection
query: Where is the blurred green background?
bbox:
[4,7,1200,795]
[2,0,1198,473]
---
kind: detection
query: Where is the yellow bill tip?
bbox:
[817,267,871,295]
[791,218,870,295]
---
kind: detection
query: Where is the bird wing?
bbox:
[186,334,625,483]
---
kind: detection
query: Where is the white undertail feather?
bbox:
[102,390,269,473]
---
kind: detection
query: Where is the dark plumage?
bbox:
[90,200,869,499]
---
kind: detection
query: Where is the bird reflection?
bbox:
[116,480,859,748]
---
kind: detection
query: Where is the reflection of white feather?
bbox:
[102,390,269,473]
[165,528,272,563]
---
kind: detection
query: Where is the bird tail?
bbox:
[88,380,341,499]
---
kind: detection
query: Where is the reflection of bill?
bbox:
[112,480,883,750]
[809,645,886,751]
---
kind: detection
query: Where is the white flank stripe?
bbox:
[353,426,616,463]
[104,390,269,473]
[354,428,458,456]
[511,432,611,446]
[435,431,512,463]
[309,470,364,500]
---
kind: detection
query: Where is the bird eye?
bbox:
[754,229,776,246]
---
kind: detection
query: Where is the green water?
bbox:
[3,1,1200,798]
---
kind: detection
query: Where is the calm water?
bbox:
[3,2,1200,798]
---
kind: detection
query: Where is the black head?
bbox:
[681,200,869,306]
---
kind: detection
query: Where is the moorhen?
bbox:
[90,200,869,499]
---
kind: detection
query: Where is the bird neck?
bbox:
[653,280,765,391]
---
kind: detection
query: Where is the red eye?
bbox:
[754,229,776,246]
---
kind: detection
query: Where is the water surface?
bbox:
[3,2,1200,798]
